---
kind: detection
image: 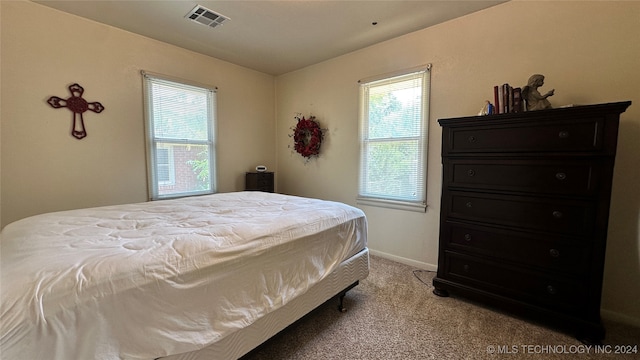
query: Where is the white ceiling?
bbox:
[33,0,507,75]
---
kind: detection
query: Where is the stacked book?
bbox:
[494,83,524,114]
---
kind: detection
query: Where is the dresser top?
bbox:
[439,101,631,127]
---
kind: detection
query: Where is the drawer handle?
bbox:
[468,135,477,143]
[465,202,473,208]
[555,172,567,181]
[552,210,563,219]
[558,130,570,139]
[549,248,560,258]
[464,233,472,242]
[546,285,557,295]
[467,169,476,177]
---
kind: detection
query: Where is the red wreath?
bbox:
[292,116,324,158]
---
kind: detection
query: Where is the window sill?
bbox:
[356,197,427,213]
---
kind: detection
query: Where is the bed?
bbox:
[0,191,369,360]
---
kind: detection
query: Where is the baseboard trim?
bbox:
[601,309,640,328]
[369,249,437,271]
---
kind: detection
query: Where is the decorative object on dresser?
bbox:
[433,101,631,343]
[246,171,274,192]
[492,83,524,114]
[477,100,495,116]
[522,74,555,111]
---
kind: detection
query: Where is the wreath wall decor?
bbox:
[289,114,326,161]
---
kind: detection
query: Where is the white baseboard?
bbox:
[369,249,438,271]
[601,309,640,328]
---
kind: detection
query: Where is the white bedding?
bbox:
[0,192,367,360]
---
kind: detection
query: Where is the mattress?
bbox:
[0,192,368,360]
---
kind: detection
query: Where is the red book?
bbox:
[494,86,500,114]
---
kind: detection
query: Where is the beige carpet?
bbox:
[241,255,639,359]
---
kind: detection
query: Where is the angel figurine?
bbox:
[522,74,554,111]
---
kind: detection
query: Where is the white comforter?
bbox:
[0,192,367,360]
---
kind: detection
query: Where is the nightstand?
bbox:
[245,172,274,192]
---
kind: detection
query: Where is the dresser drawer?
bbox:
[446,191,596,235]
[443,221,590,274]
[443,252,588,313]
[448,159,598,196]
[446,118,603,154]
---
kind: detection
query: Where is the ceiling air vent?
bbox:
[185,5,229,28]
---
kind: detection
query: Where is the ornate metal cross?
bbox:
[48,83,105,139]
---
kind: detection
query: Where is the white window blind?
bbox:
[142,71,217,200]
[357,65,430,212]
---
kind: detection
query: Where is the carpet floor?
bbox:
[241,255,640,359]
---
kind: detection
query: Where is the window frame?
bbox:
[142,71,217,200]
[357,64,431,212]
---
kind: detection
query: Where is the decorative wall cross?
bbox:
[48,83,105,139]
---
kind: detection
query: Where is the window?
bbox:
[357,65,430,212]
[142,71,217,200]
[155,147,175,185]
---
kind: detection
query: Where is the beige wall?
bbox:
[275,1,640,325]
[0,1,276,226]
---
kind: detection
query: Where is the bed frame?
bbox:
[162,248,369,360]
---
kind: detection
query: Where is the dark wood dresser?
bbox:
[433,101,631,342]
[245,172,274,192]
